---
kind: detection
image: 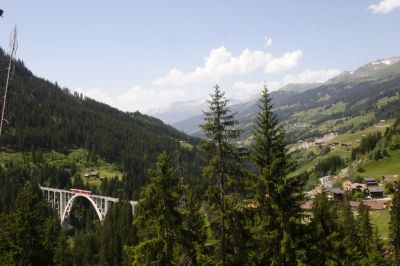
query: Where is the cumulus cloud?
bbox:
[116,86,186,112]
[75,86,186,113]
[232,81,282,99]
[264,36,273,47]
[264,50,303,74]
[75,88,113,105]
[153,46,302,86]
[283,69,342,84]
[368,0,400,13]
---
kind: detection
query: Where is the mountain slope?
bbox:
[0,48,199,197]
[174,56,400,141]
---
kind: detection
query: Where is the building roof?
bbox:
[325,187,344,195]
[382,175,395,182]
[348,201,385,211]
[363,200,385,210]
[300,200,313,210]
[363,177,378,182]
[368,185,384,193]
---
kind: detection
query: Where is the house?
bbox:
[325,187,344,200]
[351,183,367,192]
[342,179,353,191]
[348,200,385,211]
[362,177,379,186]
[367,185,384,198]
[382,175,397,183]
[363,200,385,210]
[90,171,99,178]
[306,186,323,198]
[84,173,90,179]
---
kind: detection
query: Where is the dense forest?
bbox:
[1,69,400,264]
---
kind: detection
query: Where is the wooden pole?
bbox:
[0,26,17,137]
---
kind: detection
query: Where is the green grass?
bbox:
[292,102,346,123]
[0,148,123,185]
[370,209,391,242]
[179,141,193,150]
[355,150,400,179]
[377,95,400,108]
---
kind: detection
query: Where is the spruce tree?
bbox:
[250,85,304,265]
[131,152,181,265]
[391,184,400,264]
[200,85,244,265]
[357,202,373,255]
[174,142,206,265]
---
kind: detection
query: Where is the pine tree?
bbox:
[391,184,400,264]
[174,142,206,265]
[357,202,373,255]
[363,227,388,265]
[131,152,181,265]
[0,184,61,265]
[53,233,72,266]
[250,85,305,265]
[200,85,245,265]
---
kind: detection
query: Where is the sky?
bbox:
[0,0,400,114]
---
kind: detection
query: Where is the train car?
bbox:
[70,188,92,195]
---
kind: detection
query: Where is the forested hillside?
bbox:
[0,48,201,198]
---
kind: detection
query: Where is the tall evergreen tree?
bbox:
[357,202,373,255]
[173,143,206,265]
[250,85,304,265]
[390,184,400,264]
[99,202,134,266]
[0,183,61,265]
[53,233,72,266]
[130,152,181,265]
[200,85,246,265]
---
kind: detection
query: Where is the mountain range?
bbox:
[169,56,400,142]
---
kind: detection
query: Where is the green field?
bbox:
[0,148,123,184]
[370,209,391,242]
[355,150,400,179]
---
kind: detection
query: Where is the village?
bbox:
[302,174,399,211]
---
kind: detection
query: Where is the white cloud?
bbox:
[232,81,282,99]
[264,36,273,47]
[75,88,113,105]
[75,86,186,113]
[116,86,185,112]
[153,46,302,86]
[283,69,342,84]
[264,50,303,74]
[368,0,400,13]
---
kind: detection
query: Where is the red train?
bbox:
[70,188,92,195]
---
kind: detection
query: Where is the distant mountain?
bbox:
[173,56,400,142]
[150,98,208,124]
[151,97,246,125]
[279,83,322,93]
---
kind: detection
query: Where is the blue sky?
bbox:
[1,0,400,114]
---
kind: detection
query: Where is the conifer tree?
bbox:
[391,184,400,264]
[131,152,181,265]
[200,85,245,265]
[357,202,373,254]
[250,85,304,265]
[53,233,72,266]
[174,142,206,265]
